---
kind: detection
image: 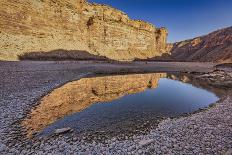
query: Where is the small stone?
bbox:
[54,127,72,134]
[138,149,143,154]
[217,124,222,128]
[138,139,154,147]
[173,144,178,148]
[112,137,117,141]
[184,145,190,150]
[225,149,232,155]
[0,144,6,152]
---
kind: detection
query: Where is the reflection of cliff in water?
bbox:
[22,73,167,137]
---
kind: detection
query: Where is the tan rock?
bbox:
[0,0,168,61]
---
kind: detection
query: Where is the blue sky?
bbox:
[88,0,232,43]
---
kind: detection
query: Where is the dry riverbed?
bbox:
[0,61,231,154]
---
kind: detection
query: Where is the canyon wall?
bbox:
[168,26,232,63]
[0,0,168,61]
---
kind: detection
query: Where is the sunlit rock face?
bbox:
[22,73,166,137]
[168,26,232,63]
[0,0,168,61]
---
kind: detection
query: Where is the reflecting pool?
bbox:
[22,73,219,138]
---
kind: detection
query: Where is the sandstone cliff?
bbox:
[0,0,168,61]
[168,27,232,63]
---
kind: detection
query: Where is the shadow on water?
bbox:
[22,72,225,140]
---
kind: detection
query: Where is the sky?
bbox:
[88,0,232,43]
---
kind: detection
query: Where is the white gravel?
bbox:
[0,61,231,154]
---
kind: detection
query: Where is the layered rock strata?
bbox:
[0,0,168,61]
[168,27,232,63]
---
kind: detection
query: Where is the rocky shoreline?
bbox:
[0,61,231,154]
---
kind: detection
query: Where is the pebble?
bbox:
[0,143,6,152]
[225,149,232,155]
[54,128,72,134]
[138,139,154,147]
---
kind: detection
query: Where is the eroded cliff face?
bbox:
[0,0,168,61]
[168,26,232,63]
[22,73,166,137]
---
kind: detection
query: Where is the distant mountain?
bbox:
[168,26,232,63]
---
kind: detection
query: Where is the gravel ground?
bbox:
[0,61,231,154]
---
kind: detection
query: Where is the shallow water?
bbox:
[23,73,219,138]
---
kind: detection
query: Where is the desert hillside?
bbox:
[168,26,232,63]
[0,0,168,61]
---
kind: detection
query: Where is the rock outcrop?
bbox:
[0,0,168,61]
[168,26,232,63]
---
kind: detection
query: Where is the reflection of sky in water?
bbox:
[41,78,219,135]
